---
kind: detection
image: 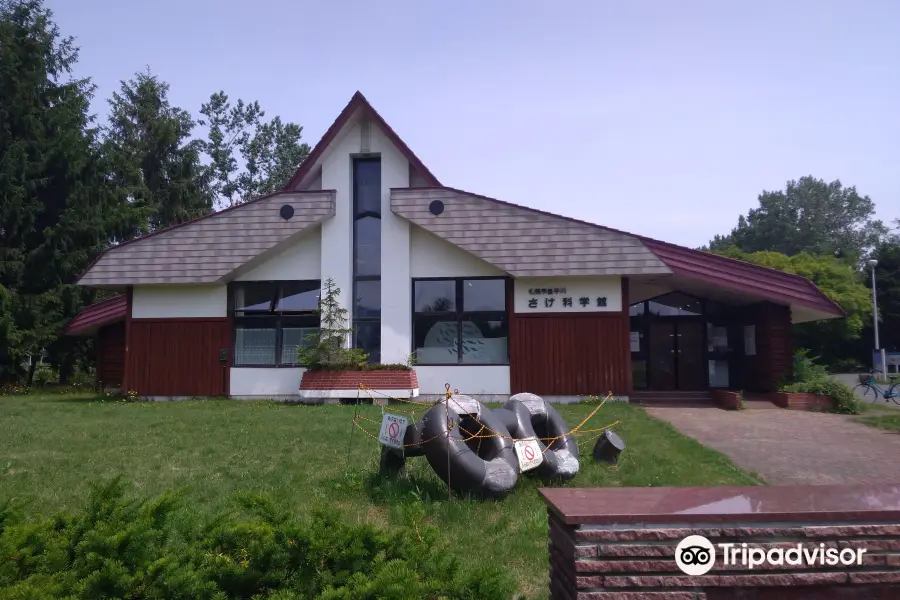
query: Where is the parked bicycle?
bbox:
[855,373,900,404]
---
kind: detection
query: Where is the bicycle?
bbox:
[854,373,900,404]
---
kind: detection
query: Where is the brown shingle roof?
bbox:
[77,190,334,286]
[391,187,671,276]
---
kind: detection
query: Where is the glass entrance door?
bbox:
[646,320,707,390]
[677,321,707,390]
[648,322,676,390]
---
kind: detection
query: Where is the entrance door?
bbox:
[647,320,707,390]
[648,322,676,390]
[676,321,707,390]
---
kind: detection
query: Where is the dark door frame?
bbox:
[646,316,709,390]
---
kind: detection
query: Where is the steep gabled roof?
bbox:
[65,295,127,335]
[283,91,440,190]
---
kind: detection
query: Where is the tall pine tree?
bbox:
[0,0,129,382]
[103,70,212,235]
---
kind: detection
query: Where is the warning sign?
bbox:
[378,413,408,450]
[514,438,543,472]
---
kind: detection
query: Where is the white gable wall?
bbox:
[319,120,358,321]
[410,226,506,278]
[373,121,413,365]
[235,227,321,281]
[132,285,227,318]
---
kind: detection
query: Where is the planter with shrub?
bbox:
[775,350,860,414]
[771,391,834,411]
[297,278,419,400]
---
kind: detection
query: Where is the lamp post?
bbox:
[868,259,887,378]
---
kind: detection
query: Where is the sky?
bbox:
[47,0,899,247]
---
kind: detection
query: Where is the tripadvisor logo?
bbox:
[675,535,867,575]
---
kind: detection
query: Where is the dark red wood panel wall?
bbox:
[96,322,125,387]
[753,302,793,392]
[509,279,631,396]
[124,318,230,396]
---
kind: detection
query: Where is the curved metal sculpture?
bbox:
[383,392,584,498]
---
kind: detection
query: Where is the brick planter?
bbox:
[772,392,833,411]
[299,370,419,399]
[712,389,742,410]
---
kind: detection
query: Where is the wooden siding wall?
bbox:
[125,318,230,396]
[509,279,631,396]
[753,302,793,392]
[96,322,125,387]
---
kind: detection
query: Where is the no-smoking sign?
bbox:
[379,413,408,450]
[514,439,543,472]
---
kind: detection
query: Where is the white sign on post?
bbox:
[514,439,544,472]
[378,413,409,450]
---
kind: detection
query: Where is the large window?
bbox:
[353,157,381,362]
[412,278,509,365]
[231,281,320,366]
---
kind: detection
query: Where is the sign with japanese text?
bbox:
[378,413,408,450]
[514,438,544,472]
[513,277,622,313]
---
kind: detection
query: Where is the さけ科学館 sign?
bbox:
[513,277,622,313]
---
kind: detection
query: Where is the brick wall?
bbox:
[548,514,900,598]
[771,392,834,411]
[753,302,793,393]
[299,370,418,390]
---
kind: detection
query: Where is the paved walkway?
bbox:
[646,405,900,485]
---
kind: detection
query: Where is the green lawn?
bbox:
[856,403,900,432]
[1,392,759,599]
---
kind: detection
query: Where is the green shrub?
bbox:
[790,349,829,384]
[70,367,96,387]
[781,378,860,415]
[32,363,57,387]
[0,480,517,599]
[781,350,860,414]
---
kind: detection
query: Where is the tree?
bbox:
[708,176,887,260]
[198,91,310,208]
[865,228,900,352]
[103,70,212,235]
[298,278,368,370]
[0,0,124,382]
[713,247,872,367]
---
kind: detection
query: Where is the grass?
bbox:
[1,392,759,599]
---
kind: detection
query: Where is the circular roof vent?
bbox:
[429,200,444,216]
[279,204,295,220]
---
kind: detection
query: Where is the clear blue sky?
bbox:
[48,0,899,247]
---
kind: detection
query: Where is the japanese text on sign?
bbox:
[526,296,607,309]
[514,439,544,472]
[378,413,409,449]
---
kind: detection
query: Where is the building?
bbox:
[65,92,845,401]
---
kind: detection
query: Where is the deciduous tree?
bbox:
[198,91,310,207]
[708,176,887,260]
[713,247,872,366]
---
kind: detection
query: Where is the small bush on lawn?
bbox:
[0,479,517,599]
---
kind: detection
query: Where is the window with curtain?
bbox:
[232,281,320,366]
[412,278,508,365]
